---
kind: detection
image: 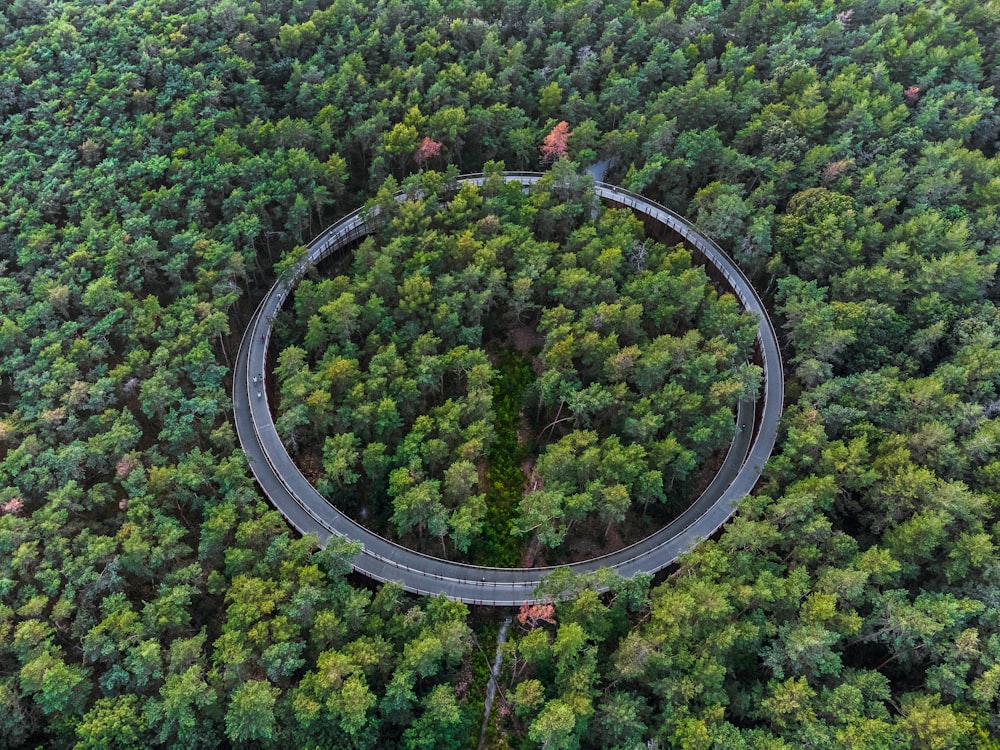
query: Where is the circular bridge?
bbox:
[233,173,783,605]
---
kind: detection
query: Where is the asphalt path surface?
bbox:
[233,173,784,605]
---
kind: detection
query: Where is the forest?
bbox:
[271,165,759,564]
[1,0,999,747]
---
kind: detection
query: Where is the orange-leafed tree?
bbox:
[517,603,556,629]
[540,121,572,162]
[414,136,443,167]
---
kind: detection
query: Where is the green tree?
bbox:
[225,680,280,744]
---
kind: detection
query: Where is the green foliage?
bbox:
[477,350,535,566]
[275,170,752,555]
[225,680,280,744]
[4,0,1000,746]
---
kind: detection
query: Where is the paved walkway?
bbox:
[232,173,784,605]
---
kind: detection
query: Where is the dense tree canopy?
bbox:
[272,167,758,559]
[1,0,1000,747]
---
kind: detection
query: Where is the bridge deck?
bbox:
[232,173,784,605]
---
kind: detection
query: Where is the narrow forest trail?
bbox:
[478,615,513,750]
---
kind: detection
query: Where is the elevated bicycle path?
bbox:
[233,173,784,605]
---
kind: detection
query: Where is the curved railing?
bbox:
[232,173,783,605]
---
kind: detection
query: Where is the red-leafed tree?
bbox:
[414,136,443,166]
[540,121,571,162]
[517,603,556,629]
